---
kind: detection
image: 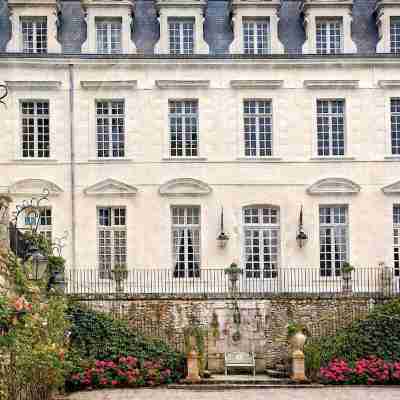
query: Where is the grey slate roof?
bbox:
[0,0,382,55]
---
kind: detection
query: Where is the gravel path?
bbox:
[66,387,400,400]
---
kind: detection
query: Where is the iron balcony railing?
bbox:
[64,267,400,298]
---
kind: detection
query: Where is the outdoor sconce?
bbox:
[27,245,49,280]
[296,205,308,248]
[217,207,229,248]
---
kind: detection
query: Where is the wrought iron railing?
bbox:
[65,267,400,298]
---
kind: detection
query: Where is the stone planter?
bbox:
[342,272,352,294]
[290,331,307,352]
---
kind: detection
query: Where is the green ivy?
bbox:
[305,299,400,379]
[66,304,185,383]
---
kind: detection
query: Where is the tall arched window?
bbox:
[243,206,279,279]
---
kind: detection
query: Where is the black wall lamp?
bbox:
[296,205,308,248]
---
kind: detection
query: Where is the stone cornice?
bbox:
[81,0,134,9]
[81,80,137,89]
[155,80,210,88]
[304,79,359,89]
[378,80,400,88]
[301,0,353,11]
[5,80,61,90]
[155,0,207,10]
[7,0,58,8]
[230,80,283,89]
[231,0,280,10]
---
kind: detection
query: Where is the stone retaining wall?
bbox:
[78,296,378,372]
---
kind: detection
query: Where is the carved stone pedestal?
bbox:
[291,350,307,382]
[186,350,201,383]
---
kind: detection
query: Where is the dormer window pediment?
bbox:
[84,179,138,197]
[81,0,136,54]
[154,0,209,55]
[229,0,283,55]
[301,0,356,55]
[6,0,61,53]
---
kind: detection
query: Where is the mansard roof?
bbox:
[0,0,380,55]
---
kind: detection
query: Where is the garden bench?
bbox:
[224,351,256,376]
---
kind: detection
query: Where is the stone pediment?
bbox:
[381,181,400,194]
[159,178,212,197]
[8,179,63,196]
[84,179,138,197]
[307,178,360,195]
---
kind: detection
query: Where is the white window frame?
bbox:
[393,205,400,277]
[316,18,343,55]
[20,100,50,159]
[97,207,127,279]
[316,99,346,157]
[391,17,400,54]
[243,17,270,55]
[20,16,48,54]
[319,205,348,278]
[171,206,201,279]
[391,98,400,155]
[243,99,273,157]
[168,18,195,55]
[168,99,199,158]
[95,99,125,158]
[95,17,122,54]
[242,206,279,280]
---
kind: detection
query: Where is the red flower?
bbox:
[111,380,118,386]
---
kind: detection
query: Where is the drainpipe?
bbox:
[68,64,77,268]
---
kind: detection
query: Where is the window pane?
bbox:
[243,206,279,279]
[243,19,269,55]
[316,19,342,55]
[21,17,47,53]
[391,17,400,54]
[317,99,345,156]
[169,100,198,157]
[169,19,194,55]
[172,206,200,278]
[96,19,122,54]
[319,206,348,277]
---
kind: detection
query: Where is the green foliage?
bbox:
[66,303,185,383]
[305,299,400,379]
[184,325,207,375]
[0,251,71,400]
[47,256,66,275]
[287,321,309,337]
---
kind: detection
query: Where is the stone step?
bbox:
[265,368,290,379]
[168,383,320,390]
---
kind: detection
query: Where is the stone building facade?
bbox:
[0,0,400,287]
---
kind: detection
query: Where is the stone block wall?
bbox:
[79,296,377,372]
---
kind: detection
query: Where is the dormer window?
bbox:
[230,0,283,55]
[316,18,342,54]
[82,0,136,54]
[155,0,208,55]
[391,17,400,53]
[168,18,195,55]
[243,18,270,55]
[6,0,61,53]
[21,17,48,53]
[96,18,122,54]
[301,0,356,55]
[375,0,400,53]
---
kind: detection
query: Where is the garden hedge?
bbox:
[305,299,400,379]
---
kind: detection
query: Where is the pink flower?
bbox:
[111,380,118,386]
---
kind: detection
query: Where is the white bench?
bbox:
[224,351,256,376]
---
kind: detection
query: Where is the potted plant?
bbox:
[286,321,308,352]
[341,262,354,294]
[224,262,242,292]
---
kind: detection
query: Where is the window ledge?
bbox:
[310,156,356,162]
[87,158,133,164]
[12,158,58,164]
[384,156,400,161]
[236,157,283,162]
[162,157,208,162]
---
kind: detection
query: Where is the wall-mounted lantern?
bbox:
[217,207,229,248]
[27,245,48,281]
[296,205,308,248]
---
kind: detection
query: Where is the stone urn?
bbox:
[290,331,307,352]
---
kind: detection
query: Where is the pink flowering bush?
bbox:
[320,357,400,385]
[68,356,174,390]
